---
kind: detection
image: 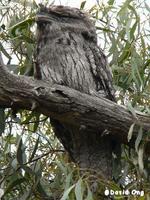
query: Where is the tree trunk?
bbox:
[0,54,150,179]
[51,119,116,179]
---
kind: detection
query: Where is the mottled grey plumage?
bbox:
[35,5,115,101]
[35,5,118,178]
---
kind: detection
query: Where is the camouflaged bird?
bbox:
[35,5,118,179]
[35,5,115,101]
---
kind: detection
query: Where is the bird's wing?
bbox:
[85,44,116,101]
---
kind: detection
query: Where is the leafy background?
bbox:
[0,0,150,199]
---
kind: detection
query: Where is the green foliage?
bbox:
[0,0,150,199]
[93,0,150,109]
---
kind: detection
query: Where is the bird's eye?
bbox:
[37,21,48,28]
[57,38,63,44]
[49,20,53,25]
[82,31,89,39]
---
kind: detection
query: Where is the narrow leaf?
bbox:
[128,123,135,142]
[29,136,40,162]
[75,179,83,200]
[127,102,137,119]
[65,172,73,191]
[130,21,137,41]
[108,0,115,5]
[135,126,143,153]
[60,184,75,200]
[138,144,144,172]
[17,137,26,165]
[0,43,11,59]
[85,185,93,200]
[118,42,131,64]
[145,2,150,12]
[9,17,34,37]
[126,18,132,42]
[80,1,86,10]
[33,113,40,132]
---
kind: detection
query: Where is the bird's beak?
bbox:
[36,14,52,23]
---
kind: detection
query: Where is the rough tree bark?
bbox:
[0,53,150,165]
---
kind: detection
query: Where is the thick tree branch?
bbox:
[0,55,150,149]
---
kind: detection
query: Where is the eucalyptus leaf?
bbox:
[29,136,40,162]
[145,2,150,12]
[75,179,83,200]
[128,123,135,142]
[65,172,73,191]
[108,0,115,5]
[135,126,143,153]
[85,185,93,200]
[9,18,35,38]
[16,137,26,165]
[127,102,137,119]
[138,143,144,173]
[0,43,11,60]
[80,1,86,10]
[60,184,75,200]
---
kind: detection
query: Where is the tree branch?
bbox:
[0,54,150,150]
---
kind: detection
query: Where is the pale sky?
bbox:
[37,0,97,8]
